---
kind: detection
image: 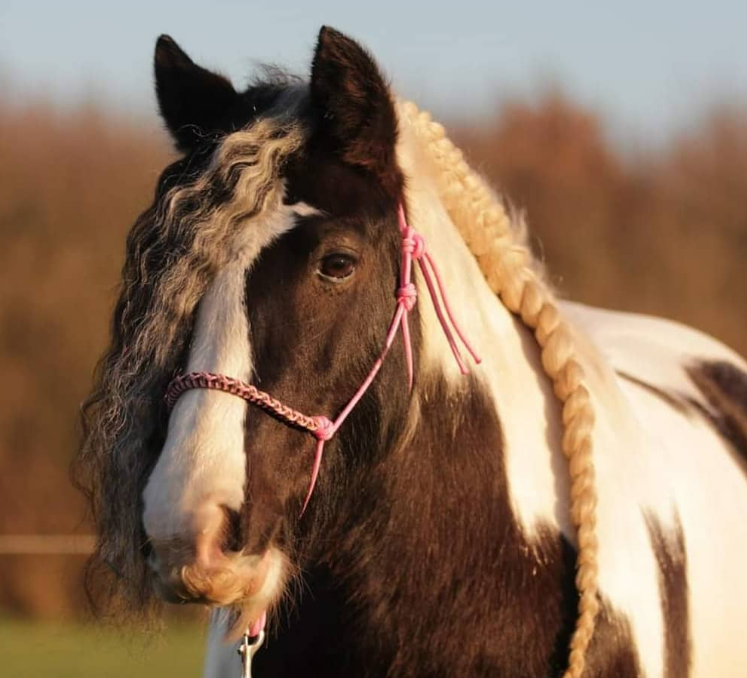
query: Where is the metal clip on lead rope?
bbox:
[238,626,265,678]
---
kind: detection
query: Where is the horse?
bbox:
[74,26,747,678]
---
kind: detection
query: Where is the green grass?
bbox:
[0,617,207,678]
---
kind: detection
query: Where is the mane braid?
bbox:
[397,100,600,678]
[73,106,307,620]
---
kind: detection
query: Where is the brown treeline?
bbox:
[0,93,745,618]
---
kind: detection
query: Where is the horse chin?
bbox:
[152,545,287,624]
[221,547,288,641]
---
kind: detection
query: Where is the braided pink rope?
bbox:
[165,202,480,515]
[165,372,321,432]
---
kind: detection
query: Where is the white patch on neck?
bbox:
[142,200,314,542]
[396,110,747,677]
[395,118,573,539]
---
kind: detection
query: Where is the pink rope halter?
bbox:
[165,203,480,515]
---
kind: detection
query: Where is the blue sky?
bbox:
[1,0,746,141]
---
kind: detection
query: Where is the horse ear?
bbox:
[154,35,239,151]
[310,27,400,187]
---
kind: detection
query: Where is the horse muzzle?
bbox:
[148,544,274,606]
[143,501,281,607]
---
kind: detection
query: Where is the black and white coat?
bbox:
[131,28,747,678]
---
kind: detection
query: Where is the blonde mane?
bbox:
[397,100,600,678]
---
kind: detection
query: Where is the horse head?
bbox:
[80,27,429,633]
[74,23,747,678]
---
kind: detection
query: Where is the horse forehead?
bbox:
[285,149,396,218]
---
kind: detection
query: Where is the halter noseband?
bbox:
[165,203,480,514]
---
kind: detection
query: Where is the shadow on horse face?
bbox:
[139,27,412,625]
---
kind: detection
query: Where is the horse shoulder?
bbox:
[561,300,747,678]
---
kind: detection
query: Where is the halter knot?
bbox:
[402,227,426,260]
[312,415,335,441]
[397,282,418,311]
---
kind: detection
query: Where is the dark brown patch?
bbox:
[585,606,642,678]
[252,374,641,677]
[646,513,691,678]
[687,360,747,468]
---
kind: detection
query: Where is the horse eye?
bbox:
[318,253,357,281]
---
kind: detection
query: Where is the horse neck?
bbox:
[279,139,583,675]
[313,197,577,672]
[397,136,572,542]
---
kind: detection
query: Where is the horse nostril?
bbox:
[141,540,159,572]
[219,506,243,554]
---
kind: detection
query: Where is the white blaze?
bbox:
[142,202,309,542]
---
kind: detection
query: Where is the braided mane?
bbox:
[397,100,600,678]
